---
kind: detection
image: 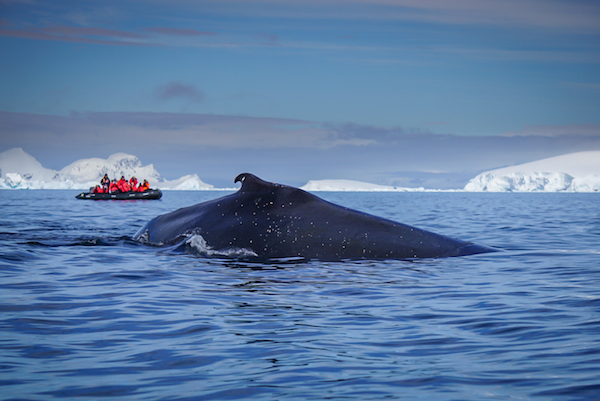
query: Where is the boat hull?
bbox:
[75,189,162,200]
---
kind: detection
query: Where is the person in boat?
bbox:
[138,179,150,192]
[117,176,130,192]
[129,176,138,192]
[109,179,119,193]
[92,185,104,194]
[100,174,110,192]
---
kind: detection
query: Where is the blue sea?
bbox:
[1,189,599,400]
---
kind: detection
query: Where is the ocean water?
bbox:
[1,189,599,401]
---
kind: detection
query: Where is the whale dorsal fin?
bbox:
[234,173,279,192]
[234,173,316,204]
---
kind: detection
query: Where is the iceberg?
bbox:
[0,148,60,183]
[159,174,213,190]
[0,148,214,190]
[464,151,600,192]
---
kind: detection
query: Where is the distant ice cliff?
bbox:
[464,151,600,192]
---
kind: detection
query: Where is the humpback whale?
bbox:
[134,173,494,260]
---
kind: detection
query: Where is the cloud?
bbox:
[366,0,600,31]
[144,27,217,36]
[3,110,600,188]
[40,26,145,39]
[2,0,597,52]
[256,32,279,43]
[0,21,281,49]
[324,122,430,144]
[503,124,600,137]
[25,111,330,149]
[169,0,600,33]
[307,0,599,32]
[562,81,600,91]
[154,83,205,103]
[0,27,149,46]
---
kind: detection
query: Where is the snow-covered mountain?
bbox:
[59,153,165,184]
[0,148,214,190]
[465,151,600,192]
[301,179,424,192]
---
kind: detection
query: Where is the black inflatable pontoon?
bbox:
[76,189,162,200]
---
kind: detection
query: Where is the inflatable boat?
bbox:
[75,189,162,200]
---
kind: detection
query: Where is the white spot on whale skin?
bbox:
[185,234,258,258]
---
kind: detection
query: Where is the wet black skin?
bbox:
[134,173,495,260]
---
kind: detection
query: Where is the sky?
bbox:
[1,0,599,188]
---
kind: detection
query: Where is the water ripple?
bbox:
[1,191,599,400]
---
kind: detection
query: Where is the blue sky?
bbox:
[1,0,600,188]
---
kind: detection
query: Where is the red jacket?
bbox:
[117,178,130,192]
[137,182,150,192]
[129,177,138,191]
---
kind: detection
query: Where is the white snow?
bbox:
[301,179,424,192]
[3,147,599,192]
[160,174,213,190]
[464,151,600,192]
[59,153,164,184]
[0,148,60,183]
[0,148,214,190]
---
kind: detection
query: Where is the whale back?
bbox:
[135,173,493,260]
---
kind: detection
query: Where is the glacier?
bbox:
[464,151,600,192]
[0,148,213,190]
